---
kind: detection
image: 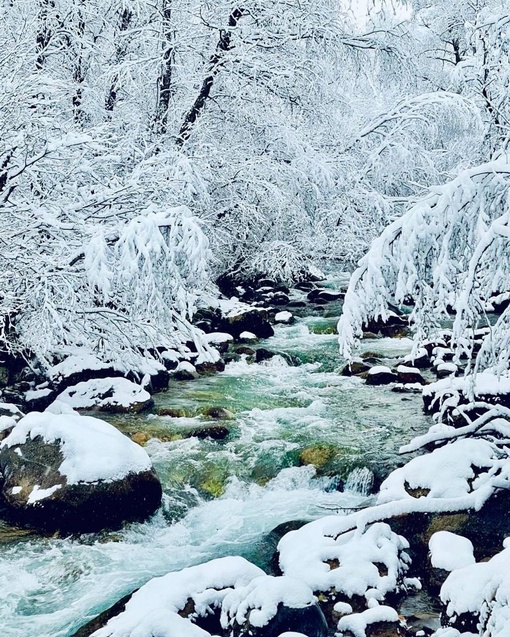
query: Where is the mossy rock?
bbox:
[299,444,339,469]
[200,475,226,498]
[157,407,189,418]
[200,406,235,420]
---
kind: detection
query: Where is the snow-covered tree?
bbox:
[338,156,510,373]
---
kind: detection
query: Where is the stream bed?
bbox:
[0,311,433,637]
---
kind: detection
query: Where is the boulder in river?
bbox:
[55,377,153,413]
[220,303,274,339]
[0,409,162,533]
[366,366,398,385]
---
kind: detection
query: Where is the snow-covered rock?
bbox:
[0,410,161,532]
[377,438,499,505]
[429,532,475,572]
[274,311,294,325]
[239,331,258,342]
[440,540,510,637]
[396,365,426,385]
[85,559,327,637]
[89,557,265,637]
[218,300,274,339]
[48,354,118,391]
[365,366,397,386]
[222,575,327,637]
[278,522,411,606]
[54,377,153,413]
[336,605,401,637]
[423,372,510,419]
[172,361,199,380]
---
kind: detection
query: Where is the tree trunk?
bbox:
[36,0,56,70]
[153,0,175,135]
[176,6,244,146]
[105,7,133,112]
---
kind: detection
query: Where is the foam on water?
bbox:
[0,466,368,637]
[0,311,431,637]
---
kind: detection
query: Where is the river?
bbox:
[0,303,433,637]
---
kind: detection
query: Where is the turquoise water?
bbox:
[0,314,432,637]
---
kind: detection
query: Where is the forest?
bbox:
[1,0,510,636]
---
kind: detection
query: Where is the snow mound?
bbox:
[429,532,475,571]
[378,438,499,505]
[278,521,410,602]
[221,575,315,629]
[91,556,264,637]
[336,605,400,637]
[54,377,152,412]
[1,410,152,484]
[440,542,510,637]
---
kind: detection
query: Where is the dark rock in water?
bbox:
[201,406,234,420]
[221,307,274,340]
[363,313,409,337]
[366,367,398,385]
[295,280,316,291]
[236,346,256,356]
[234,602,328,637]
[307,289,343,303]
[270,291,290,305]
[396,366,426,385]
[341,361,371,376]
[71,594,132,637]
[0,415,162,533]
[187,425,230,441]
[257,278,278,289]
[255,348,275,363]
[157,407,188,417]
[195,359,226,374]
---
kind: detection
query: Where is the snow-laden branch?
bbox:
[338,158,510,367]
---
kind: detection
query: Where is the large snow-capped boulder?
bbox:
[77,558,326,637]
[219,301,274,339]
[0,410,162,532]
[55,377,153,413]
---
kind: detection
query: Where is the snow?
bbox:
[54,377,152,410]
[239,331,257,340]
[91,556,265,637]
[49,354,111,380]
[377,438,498,503]
[440,544,510,635]
[0,416,17,432]
[396,365,422,375]
[423,372,510,400]
[205,332,234,345]
[25,388,53,402]
[336,605,399,637]
[221,575,315,628]
[428,532,475,571]
[1,411,152,484]
[334,602,353,615]
[218,298,267,319]
[275,311,293,323]
[175,361,198,376]
[278,521,410,600]
[27,484,63,505]
[367,366,392,375]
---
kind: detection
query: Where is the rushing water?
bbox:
[0,311,433,637]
